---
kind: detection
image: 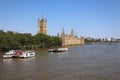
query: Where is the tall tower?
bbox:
[38,17,47,35]
[71,28,74,36]
[61,28,65,39]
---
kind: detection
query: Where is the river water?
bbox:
[0,44,120,80]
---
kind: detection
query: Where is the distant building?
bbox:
[61,28,84,46]
[38,17,47,35]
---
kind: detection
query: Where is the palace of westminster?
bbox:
[38,17,84,46]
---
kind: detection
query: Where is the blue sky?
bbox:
[0,0,120,38]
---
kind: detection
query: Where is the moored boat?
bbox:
[3,50,15,58]
[19,50,35,58]
[3,50,35,58]
[12,50,22,58]
[48,48,68,52]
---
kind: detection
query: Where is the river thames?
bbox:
[0,44,120,80]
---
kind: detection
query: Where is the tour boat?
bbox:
[3,50,35,58]
[12,50,22,58]
[19,50,35,58]
[48,48,68,52]
[3,50,15,58]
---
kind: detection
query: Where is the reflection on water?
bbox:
[3,58,13,63]
[3,57,36,63]
[57,52,69,59]
[0,44,120,80]
[1,57,36,80]
[48,52,69,59]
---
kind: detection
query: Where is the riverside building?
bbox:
[61,28,84,46]
[38,17,84,46]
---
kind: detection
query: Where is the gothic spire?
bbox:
[62,28,65,34]
[71,28,74,35]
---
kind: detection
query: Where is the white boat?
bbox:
[57,48,68,52]
[19,50,35,58]
[3,50,15,58]
[12,50,22,58]
[48,48,68,52]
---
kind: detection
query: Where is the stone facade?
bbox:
[38,18,47,35]
[37,18,84,45]
[61,28,84,46]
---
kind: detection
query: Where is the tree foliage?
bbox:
[0,31,62,51]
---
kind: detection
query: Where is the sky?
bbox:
[0,0,120,38]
